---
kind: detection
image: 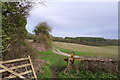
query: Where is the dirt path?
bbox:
[52,49,117,62]
[52,49,81,58]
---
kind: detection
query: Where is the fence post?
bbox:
[28,55,37,80]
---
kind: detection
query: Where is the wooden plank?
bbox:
[20,70,32,76]
[28,55,37,80]
[31,77,35,79]
[0,58,29,64]
[0,63,31,73]
[0,64,26,79]
[8,69,17,78]
[5,70,32,79]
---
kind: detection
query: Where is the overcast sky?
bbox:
[26,0,118,39]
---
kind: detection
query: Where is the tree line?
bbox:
[52,37,119,46]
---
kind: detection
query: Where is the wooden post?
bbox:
[28,55,37,80]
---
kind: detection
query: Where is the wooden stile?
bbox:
[0,64,26,79]
[0,55,37,80]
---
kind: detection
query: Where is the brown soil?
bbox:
[30,43,48,51]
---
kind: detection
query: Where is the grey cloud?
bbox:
[26,2,118,39]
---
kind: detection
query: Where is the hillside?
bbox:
[52,42,118,58]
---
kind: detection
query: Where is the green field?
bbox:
[52,42,118,58]
[37,41,119,78]
[37,50,119,78]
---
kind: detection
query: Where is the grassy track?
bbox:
[52,42,118,58]
[37,50,67,78]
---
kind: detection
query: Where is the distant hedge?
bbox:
[52,37,119,46]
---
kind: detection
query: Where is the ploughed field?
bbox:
[52,42,118,58]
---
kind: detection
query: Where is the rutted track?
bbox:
[52,49,119,73]
[52,49,118,62]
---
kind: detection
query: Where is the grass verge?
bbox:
[37,50,119,79]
